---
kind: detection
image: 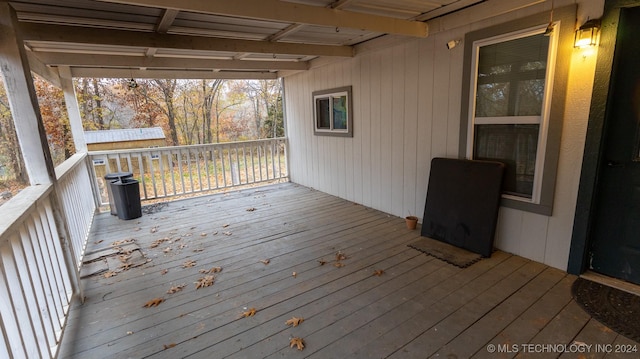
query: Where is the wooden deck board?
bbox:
[57,183,640,359]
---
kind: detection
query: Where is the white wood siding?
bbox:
[284,0,602,271]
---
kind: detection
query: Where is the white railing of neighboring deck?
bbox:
[88,138,288,205]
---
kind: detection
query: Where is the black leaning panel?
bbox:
[421,158,505,257]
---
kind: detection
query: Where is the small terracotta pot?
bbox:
[405,216,418,230]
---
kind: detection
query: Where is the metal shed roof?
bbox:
[84,127,166,144]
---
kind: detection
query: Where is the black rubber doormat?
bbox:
[572,277,640,342]
[408,237,482,268]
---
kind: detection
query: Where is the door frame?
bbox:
[569,0,640,275]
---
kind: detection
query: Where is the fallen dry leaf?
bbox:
[199,266,222,274]
[193,248,204,252]
[167,284,186,294]
[373,269,385,277]
[318,259,327,266]
[246,207,257,211]
[178,243,187,250]
[104,271,117,278]
[143,297,164,307]
[223,231,232,236]
[133,227,141,231]
[334,262,345,268]
[160,269,169,275]
[94,239,103,244]
[183,233,192,238]
[260,259,270,265]
[150,227,158,233]
[112,239,134,246]
[222,223,230,228]
[119,249,133,257]
[285,317,304,327]
[335,251,347,261]
[241,307,257,318]
[119,254,131,263]
[290,337,305,351]
[195,275,215,289]
[182,260,197,268]
[163,247,172,253]
[200,232,207,237]
[150,237,170,248]
[292,272,297,278]
[119,263,132,270]
[163,343,176,350]
[126,331,133,335]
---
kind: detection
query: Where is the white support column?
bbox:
[0,2,54,185]
[58,66,87,153]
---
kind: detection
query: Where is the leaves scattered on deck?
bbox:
[112,239,135,246]
[285,317,304,327]
[199,266,222,274]
[241,307,257,318]
[143,297,164,307]
[150,237,170,248]
[195,275,215,289]
[167,284,186,294]
[260,259,270,265]
[182,260,197,268]
[163,343,176,350]
[373,269,385,276]
[289,337,305,351]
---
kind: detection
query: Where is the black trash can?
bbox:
[111,178,142,220]
[105,172,133,215]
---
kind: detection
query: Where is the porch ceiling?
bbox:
[8,0,482,79]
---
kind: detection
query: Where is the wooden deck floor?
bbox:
[58,183,639,359]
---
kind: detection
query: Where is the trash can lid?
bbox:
[105,171,134,180]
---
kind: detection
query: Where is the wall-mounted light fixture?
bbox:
[574,19,600,48]
[446,39,460,50]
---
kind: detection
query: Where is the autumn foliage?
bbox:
[0,76,283,188]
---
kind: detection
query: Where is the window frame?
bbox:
[458,5,576,216]
[466,25,559,204]
[312,86,353,137]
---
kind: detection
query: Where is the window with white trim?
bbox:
[467,26,557,203]
[313,86,353,137]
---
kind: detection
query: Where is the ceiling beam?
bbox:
[26,51,61,87]
[97,0,428,38]
[264,0,356,42]
[32,52,310,71]
[19,23,354,58]
[70,67,278,79]
[156,8,179,33]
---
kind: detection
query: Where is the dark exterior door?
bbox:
[589,6,640,284]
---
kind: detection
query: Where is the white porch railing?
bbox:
[88,138,288,205]
[54,153,97,267]
[0,153,96,358]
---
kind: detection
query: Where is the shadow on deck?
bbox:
[58,183,638,358]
